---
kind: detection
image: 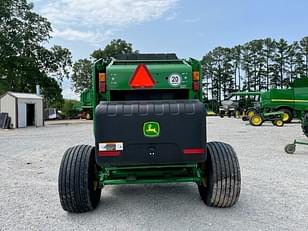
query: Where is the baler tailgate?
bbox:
[95,100,206,166]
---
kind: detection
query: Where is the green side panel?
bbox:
[270,88,294,100]
[294,87,308,111]
[80,88,94,108]
[293,78,308,88]
[260,91,270,109]
[260,79,308,117]
[107,62,192,90]
[261,89,294,110]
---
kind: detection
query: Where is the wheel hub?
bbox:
[252,116,262,125]
[277,120,283,126]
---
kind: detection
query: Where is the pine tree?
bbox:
[299,37,308,77]
[264,38,275,90]
[273,39,290,88]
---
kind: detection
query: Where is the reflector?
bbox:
[193,71,200,81]
[99,72,106,93]
[193,81,199,91]
[129,64,155,88]
[99,73,106,82]
[183,148,205,155]
[99,82,106,93]
[98,151,121,157]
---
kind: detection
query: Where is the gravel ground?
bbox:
[0,117,307,231]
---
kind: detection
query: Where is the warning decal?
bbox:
[168,73,182,87]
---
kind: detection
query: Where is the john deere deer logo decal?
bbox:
[143,122,160,137]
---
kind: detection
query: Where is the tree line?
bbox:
[202,37,308,103]
[0,0,72,108]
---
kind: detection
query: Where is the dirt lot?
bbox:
[0,118,307,231]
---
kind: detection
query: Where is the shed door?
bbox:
[18,103,27,128]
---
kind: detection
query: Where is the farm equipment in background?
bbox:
[245,78,308,123]
[58,53,241,213]
[285,113,308,154]
[219,100,237,118]
[249,111,284,127]
[79,88,94,120]
[219,91,261,118]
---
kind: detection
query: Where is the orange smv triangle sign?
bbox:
[129,64,156,88]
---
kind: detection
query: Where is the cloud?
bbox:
[37,0,178,44]
[52,28,110,45]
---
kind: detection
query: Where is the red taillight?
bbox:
[193,81,199,91]
[183,148,205,155]
[99,73,106,93]
[129,64,155,88]
[192,71,200,92]
[98,151,121,157]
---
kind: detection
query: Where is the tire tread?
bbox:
[199,141,241,208]
[58,145,101,213]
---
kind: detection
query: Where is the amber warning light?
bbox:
[99,73,106,93]
[129,64,155,88]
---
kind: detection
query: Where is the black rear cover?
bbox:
[95,100,206,167]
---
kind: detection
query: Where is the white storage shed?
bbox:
[0,92,44,128]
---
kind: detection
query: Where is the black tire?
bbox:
[302,113,308,137]
[242,116,249,121]
[279,108,293,123]
[198,142,241,208]
[284,144,296,154]
[58,145,101,213]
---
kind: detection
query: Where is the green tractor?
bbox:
[248,111,285,127]
[79,88,94,120]
[220,91,285,127]
[58,54,241,212]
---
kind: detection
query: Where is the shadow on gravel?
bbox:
[95,184,199,211]
[285,152,308,156]
[109,183,195,197]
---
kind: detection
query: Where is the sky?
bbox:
[32,0,308,100]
